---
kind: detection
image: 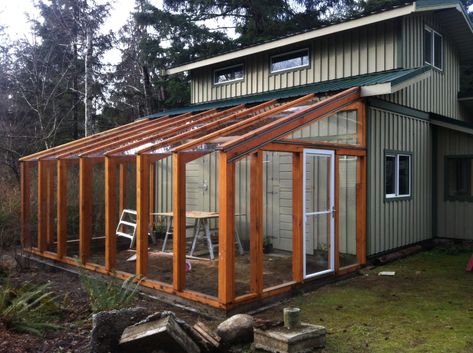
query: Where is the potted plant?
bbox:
[263,236,273,254]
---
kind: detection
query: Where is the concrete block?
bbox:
[254,323,326,353]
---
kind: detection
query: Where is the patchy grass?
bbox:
[260,248,473,353]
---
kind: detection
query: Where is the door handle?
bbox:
[331,206,336,218]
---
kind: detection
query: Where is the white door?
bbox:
[303,149,335,279]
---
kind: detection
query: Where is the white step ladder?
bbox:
[116,209,156,248]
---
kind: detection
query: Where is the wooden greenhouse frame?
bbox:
[20,87,367,312]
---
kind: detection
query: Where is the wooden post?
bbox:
[357,157,367,265]
[292,152,304,282]
[119,163,126,214]
[218,152,235,304]
[79,158,93,264]
[57,159,68,258]
[46,161,55,248]
[20,161,31,249]
[37,160,48,252]
[149,160,155,227]
[105,157,117,271]
[173,152,186,291]
[250,152,263,294]
[136,154,150,277]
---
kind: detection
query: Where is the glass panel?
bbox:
[271,49,309,73]
[385,155,396,196]
[29,163,39,249]
[285,110,359,145]
[434,32,442,69]
[45,164,58,254]
[398,155,411,196]
[338,156,358,268]
[424,28,432,64]
[263,152,294,288]
[304,151,334,278]
[66,163,80,257]
[214,64,244,84]
[446,158,471,198]
[185,152,219,297]
[234,157,251,297]
[88,163,106,266]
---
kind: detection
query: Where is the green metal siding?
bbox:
[367,106,432,256]
[436,128,473,239]
[191,19,401,104]
[383,13,464,120]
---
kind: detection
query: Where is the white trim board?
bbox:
[360,69,431,97]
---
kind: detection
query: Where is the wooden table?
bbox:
[152,211,244,260]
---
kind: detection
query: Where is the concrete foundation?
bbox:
[254,323,326,353]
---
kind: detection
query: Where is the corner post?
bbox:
[20,161,31,249]
[218,152,235,305]
[136,154,150,277]
[105,156,117,271]
[79,157,93,264]
[173,152,186,291]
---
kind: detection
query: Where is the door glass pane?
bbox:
[305,154,331,213]
[304,151,333,278]
[305,213,331,275]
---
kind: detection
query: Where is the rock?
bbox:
[0,254,16,271]
[120,314,200,353]
[216,314,254,346]
[89,307,150,353]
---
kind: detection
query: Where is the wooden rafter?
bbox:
[220,88,361,160]
[53,117,175,159]
[173,95,315,153]
[81,111,210,157]
[21,118,153,161]
[106,106,246,156]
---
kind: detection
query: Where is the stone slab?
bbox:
[254,323,326,353]
[119,315,200,353]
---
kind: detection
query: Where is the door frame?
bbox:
[302,148,336,279]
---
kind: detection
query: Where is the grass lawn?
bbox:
[259,247,473,353]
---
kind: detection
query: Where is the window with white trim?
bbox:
[424,26,443,70]
[214,64,244,85]
[385,152,411,199]
[270,48,309,73]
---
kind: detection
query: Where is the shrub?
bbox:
[79,271,140,313]
[0,281,61,336]
[0,180,20,249]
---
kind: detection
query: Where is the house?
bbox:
[19,0,473,314]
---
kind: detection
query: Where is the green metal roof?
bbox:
[147,66,431,118]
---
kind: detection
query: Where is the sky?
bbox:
[0,0,153,64]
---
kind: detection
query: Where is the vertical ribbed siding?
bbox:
[436,128,473,240]
[383,13,463,120]
[191,19,400,104]
[367,106,432,256]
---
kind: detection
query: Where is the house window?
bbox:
[424,26,443,70]
[445,157,473,201]
[270,48,309,73]
[385,152,411,199]
[214,64,244,84]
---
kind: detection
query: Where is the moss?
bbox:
[262,250,473,353]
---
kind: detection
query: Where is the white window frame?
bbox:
[270,48,310,74]
[385,153,411,199]
[213,63,244,85]
[424,26,443,71]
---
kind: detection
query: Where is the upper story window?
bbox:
[270,48,309,74]
[385,152,411,200]
[424,26,443,70]
[214,64,244,85]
